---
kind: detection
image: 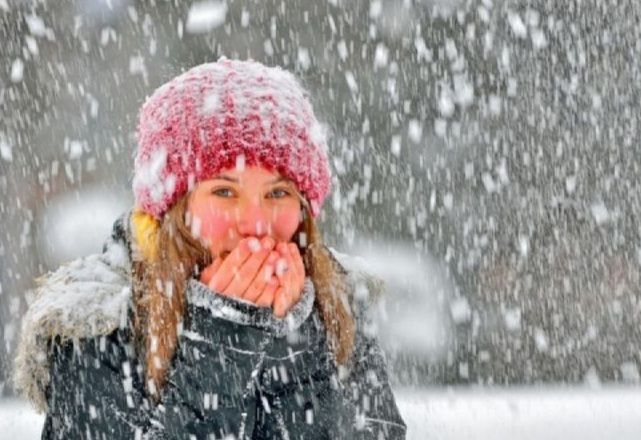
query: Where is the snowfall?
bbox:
[2,386,641,439]
[4,0,641,439]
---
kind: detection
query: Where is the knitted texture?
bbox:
[133,58,331,219]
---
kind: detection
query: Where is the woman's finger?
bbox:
[225,237,275,297]
[274,242,302,317]
[282,247,302,305]
[273,286,289,318]
[255,275,279,307]
[208,237,256,294]
[274,243,291,282]
[280,243,302,301]
[200,257,223,286]
[242,251,278,302]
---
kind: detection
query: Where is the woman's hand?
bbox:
[200,236,278,298]
[272,242,306,318]
[199,238,305,316]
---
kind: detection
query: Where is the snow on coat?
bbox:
[13,213,406,439]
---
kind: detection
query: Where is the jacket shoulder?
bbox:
[327,247,386,305]
[14,212,134,412]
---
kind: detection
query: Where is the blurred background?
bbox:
[2,0,641,437]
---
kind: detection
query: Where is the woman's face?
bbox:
[186,165,303,258]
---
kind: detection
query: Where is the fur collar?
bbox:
[13,213,385,413]
[13,228,133,412]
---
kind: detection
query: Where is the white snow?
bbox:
[25,35,38,55]
[37,184,131,265]
[390,135,401,157]
[590,202,611,225]
[64,138,84,160]
[482,172,498,193]
[297,47,311,71]
[488,94,502,115]
[453,75,474,107]
[534,327,549,352]
[369,0,382,19]
[128,55,147,80]
[25,14,46,37]
[408,120,423,143]
[185,1,228,34]
[503,307,522,331]
[5,386,641,439]
[0,137,12,162]
[240,9,250,27]
[374,43,389,69]
[337,40,349,61]
[415,37,432,62]
[397,386,641,440]
[443,192,453,210]
[439,88,455,117]
[566,175,577,194]
[508,12,528,38]
[531,29,548,49]
[10,58,24,83]
[619,362,640,383]
[434,118,447,137]
[345,71,358,93]
[450,297,472,324]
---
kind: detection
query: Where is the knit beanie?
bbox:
[133,58,331,219]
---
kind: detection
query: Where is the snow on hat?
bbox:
[133,58,331,219]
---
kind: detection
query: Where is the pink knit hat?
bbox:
[133,58,331,219]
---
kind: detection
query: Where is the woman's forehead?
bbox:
[212,165,286,182]
[194,165,296,189]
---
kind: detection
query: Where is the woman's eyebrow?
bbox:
[212,175,238,183]
[211,175,288,184]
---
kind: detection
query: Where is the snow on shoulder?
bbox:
[328,247,387,306]
[13,236,132,412]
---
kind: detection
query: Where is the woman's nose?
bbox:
[237,200,271,237]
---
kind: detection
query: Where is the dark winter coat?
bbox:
[14,214,407,440]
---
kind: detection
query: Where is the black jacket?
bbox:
[15,214,406,439]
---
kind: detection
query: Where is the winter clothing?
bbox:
[133,58,331,219]
[14,213,407,439]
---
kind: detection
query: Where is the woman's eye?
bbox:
[267,188,290,199]
[212,188,234,198]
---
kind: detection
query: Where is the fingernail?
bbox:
[267,251,279,263]
[248,237,261,253]
[276,259,288,276]
[263,237,275,250]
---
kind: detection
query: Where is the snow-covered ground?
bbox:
[3,386,641,439]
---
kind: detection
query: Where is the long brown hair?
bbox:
[131,194,355,400]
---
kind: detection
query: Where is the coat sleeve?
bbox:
[41,330,151,439]
[346,302,407,440]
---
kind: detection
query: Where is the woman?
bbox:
[14,59,407,439]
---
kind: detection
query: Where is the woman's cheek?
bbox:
[200,214,234,243]
[273,210,301,241]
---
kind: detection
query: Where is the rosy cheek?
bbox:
[199,212,233,242]
[273,209,301,241]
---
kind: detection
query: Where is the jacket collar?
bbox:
[187,277,316,337]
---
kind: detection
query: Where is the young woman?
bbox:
[14,59,407,439]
